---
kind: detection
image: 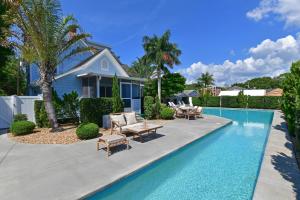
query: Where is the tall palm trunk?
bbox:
[40,65,60,132]
[157,67,161,101]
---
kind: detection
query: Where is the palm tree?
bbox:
[143,30,181,101]
[128,57,154,79]
[7,0,91,131]
[197,72,214,88]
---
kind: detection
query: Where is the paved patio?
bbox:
[253,110,300,200]
[0,115,230,200]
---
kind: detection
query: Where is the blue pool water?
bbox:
[86,108,274,200]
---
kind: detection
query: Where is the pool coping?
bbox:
[253,110,300,200]
[80,118,233,199]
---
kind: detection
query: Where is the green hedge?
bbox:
[76,123,99,140]
[11,121,35,136]
[79,98,113,127]
[14,114,28,122]
[192,96,281,109]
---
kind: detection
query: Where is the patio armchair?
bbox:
[186,108,197,120]
[175,107,186,118]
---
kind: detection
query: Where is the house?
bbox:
[27,39,144,113]
[266,88,283,96]
[219,89,266,96]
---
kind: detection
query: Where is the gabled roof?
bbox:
[55,48,129,79]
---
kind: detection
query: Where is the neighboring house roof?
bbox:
[266,88,283,96]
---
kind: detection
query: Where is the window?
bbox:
[101,59,109,71]
[132,84,140,99]
[100,86,112,97]
[82,77,97,98]
[121,83,131,108]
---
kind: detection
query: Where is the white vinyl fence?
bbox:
[0,95,42,129]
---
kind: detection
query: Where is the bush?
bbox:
[160,106,175,119]
[144,96,154,119]
[11,121,35,136]
[34,100,50,128]
[192,96,281,109]
[153,96,161,119]
[80,98,113,127]
[62,91,80,123]
[76,123,99,140]
[14,114,28,122]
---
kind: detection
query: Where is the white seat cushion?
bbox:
[110,114,126,126]
[100,134,126,143]
[124,112,137,125]
[122,123,143,132]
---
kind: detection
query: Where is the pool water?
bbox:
[86,108,274,200]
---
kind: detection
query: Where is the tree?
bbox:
[112,74,123,113]
[197,72,214,88]
[231,75,285,89]
[128,57,154,79]
[0,56,26,95]
[144,73,186,100]
[0,1,12,72]
[143,30,181,101]
[8,0,91,131]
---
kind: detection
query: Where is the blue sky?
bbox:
[60,0,300,85]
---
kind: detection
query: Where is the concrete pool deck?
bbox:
[253,110,300,200]
[0,115,231,200]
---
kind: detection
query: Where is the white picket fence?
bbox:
[0,95,42,129]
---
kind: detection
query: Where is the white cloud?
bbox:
[246,0,300,28]
[179,34,300,86]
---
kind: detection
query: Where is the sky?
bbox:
[60,0,300,86]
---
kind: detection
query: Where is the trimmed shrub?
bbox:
[76,123,99,140]
[14,114,28,122]
[80,98,113,127]
[34,100,50,128]
[11,121,35,136]
[153,96,161,119]
[144,96,154,119]
[160,106,175,119]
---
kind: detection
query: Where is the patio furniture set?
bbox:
[97,112,163,156]
[168,101,203,120]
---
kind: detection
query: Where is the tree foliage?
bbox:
[7,0,91,131]
[128,57,154,79]
[0,1,12,68]
[232,75,286,89]
[281,61,300,150]
[197,72,214,88]
[0,56,26,95]
[144,73,186,100]
[143,30,181,100]
[112,75,123,113]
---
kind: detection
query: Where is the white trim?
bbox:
[55,49,129,80]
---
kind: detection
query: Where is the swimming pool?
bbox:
[86,108,274,200]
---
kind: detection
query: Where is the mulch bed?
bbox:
[8,125,111,144]
[8,120,167,145]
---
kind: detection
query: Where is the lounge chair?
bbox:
[110,112,163,142]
